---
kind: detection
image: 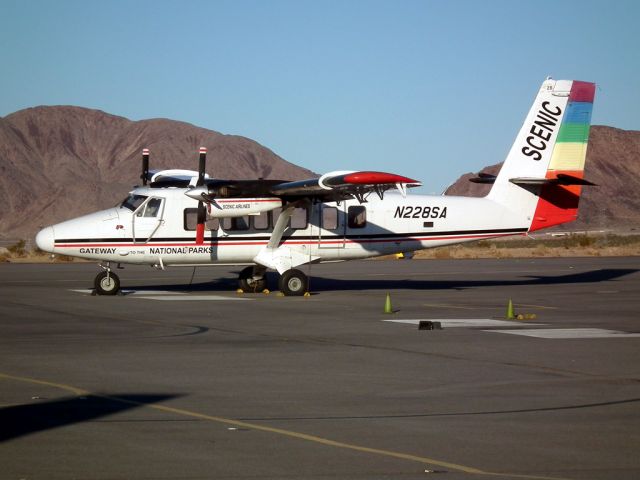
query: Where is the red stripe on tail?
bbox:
[529,171,584,232]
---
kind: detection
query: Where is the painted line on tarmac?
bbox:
[491,328,640,339]
[383,320,640,339]
[422,303,558,311]
[516,303,559,310]
[137,295,251,301]
[0,372,571,480]
[384,319,544,328]
[423,303,478,310]
[69,289,252,301]
[70,289,182,295]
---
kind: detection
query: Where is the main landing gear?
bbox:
[237,266,308,296]
[278,269,308,296]
[94,263,120,295]
[238,266,267,293]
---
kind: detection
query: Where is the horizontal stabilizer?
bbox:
[555,174,597,186]
[469,173,497,184]
[510,175,597,187]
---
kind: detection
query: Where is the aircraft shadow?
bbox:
[306,268,639,292]
[123,268,638,293]
[0,393,179,442]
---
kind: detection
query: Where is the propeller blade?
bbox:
[197,147,207,187]
[196,201,206,245]
[196,147,207,244]
[141,148,150,186]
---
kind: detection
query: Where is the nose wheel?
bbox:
[94,270,121,295]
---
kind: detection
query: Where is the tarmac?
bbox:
[1,257,639,479]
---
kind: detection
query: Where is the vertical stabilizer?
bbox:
[488,79,595,231]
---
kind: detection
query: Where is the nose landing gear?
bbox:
[94,263,121,295]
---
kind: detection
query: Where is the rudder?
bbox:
[528,81,595,231]
[487,79,596,232]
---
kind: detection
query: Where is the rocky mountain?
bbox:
[445,126,640,231]
[0,106,315,240]
[1,106,638,242]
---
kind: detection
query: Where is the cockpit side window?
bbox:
[142,198,162,217]
[121,194,147,211]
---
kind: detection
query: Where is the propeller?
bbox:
[195,147,207,245]
[141,148,150,186]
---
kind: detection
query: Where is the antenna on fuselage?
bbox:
[141,148,150,186]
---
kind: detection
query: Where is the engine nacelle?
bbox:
[207,197,282,218]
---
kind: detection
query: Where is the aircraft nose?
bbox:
[35,226,55,252]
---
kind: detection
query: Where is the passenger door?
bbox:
[317,203,345,249]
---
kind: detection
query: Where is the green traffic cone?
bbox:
[506,299,515,319]
[384,293,393,314]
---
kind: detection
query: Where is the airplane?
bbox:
[35,78,596,296]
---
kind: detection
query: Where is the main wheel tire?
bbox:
[238,266,267,293]
[94,271,120,296]
[279,269,308,296]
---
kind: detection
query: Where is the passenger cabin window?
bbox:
[271,208,282,227]
[322,207,338,230]
[183,208,219,231]
[253,211,270,230]
[290,207,308,229]
[232,216,250,230]
[220,216,249,231]
[348,206,366,228]
[206,217,220,231]
[216,207,309,232]
[121,194,147,211]
[269,206,308,230]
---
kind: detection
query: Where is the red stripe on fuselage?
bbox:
[54,232,521,249]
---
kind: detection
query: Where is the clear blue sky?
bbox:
[2,0,638,192]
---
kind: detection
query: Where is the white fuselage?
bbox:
[37,186,528,268]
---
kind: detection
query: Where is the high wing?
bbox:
[148,167,421,204]
[141,148,420,203]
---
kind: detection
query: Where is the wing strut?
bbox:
[267,204,296,249]
[253,203,317,274]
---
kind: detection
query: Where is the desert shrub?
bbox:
[577,234,595,247]
[7,240,26,257]
[434,248,452,259]
[600,234,640,247]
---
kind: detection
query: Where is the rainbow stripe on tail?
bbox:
[529,81,595,231]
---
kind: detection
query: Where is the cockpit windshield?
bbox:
[120,194,147,211]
